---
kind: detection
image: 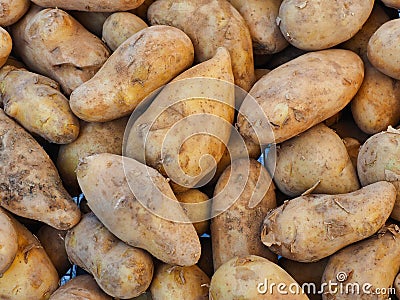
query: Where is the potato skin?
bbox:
[0,109,81,230]
[148,0,255,91]
[70,25,194,122]
[31,0,145,12]
[395,272,400,299]
[0,208,17,274]
[381,0,400,9]
[266,123,360,197]
[150,264,210,300]
[0,27,11,68]
[238,49,364,144]
[65,212,154,299]
[76,153,201,266]
[262,182,396,262]
[278,0,374,50]
[0,0,30,26]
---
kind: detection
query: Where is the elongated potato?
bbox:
[0,208,17,275]
[0,0,30,26]
[0,214,59,300]
[211,158,277,270]
[65,212,154,299]
[0,65,80,144]
[262,182,396,262]
[70,11,111,37]
[0,27,11,68]
[11,6,110,95]
[266,123,360,197]
[148,0,255,91]
[210,255,309,299]
[0,109,81,230]
[102,12,148,51]
[238,49,364,144]
[70,25,194,122]
[49,275,112,300]
[31,0,145,12]
[76,153,201,266]
[278,0,374,50]
[150,264,210,300]
[322,225,400,299]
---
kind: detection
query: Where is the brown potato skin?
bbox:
[0,27,11,68]
[262,182,396,262]
[0,208,17,274]
[211,159,277,270]
[31,0,145,12]
[49,275,112,300]
[65,212,154,299]
[238,49,364,145]
[0,109,81,230]
[0,0,30,26]
[148,0,255,91]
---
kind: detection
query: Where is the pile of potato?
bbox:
[0,0,399,299]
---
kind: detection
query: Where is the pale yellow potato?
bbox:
[381,0,400,9]
[0,65,80,144]
[70,11,111,37]
[11,6,110,95]
[0,109,81,230]
[0,26,11,68]
[102,12,148,51]
[31,0,145,12]
[70,25,194,122]
[278,0,374,50]
[266,123,360,197]
[211,158,277,270]
[76,153,201,266]
[148,0,255,91]
[65,212,154,299]
[0,208,17,275]
[150,264,210,300]
[0,0,30,26]
[342,137,360,169]
[210,255,309,299]
[261,182,396,262]
[238,49,364,145]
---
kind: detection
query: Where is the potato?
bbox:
[102,12,148,51]
[124,47,234,190]
[76,153,201,266]
[227,0,287,55]
[0,109,81,230]
[261,182,396,262]
[65,212,154,299]
[381,0,400,9]
[70,25,194,122]
[0,208,17,274]
[357,128,400,221]
[395,272,400,299]
[238,49,364,145]
[368,18,400,80]
[70,11,111,37]
[198,237,213,278]
[0,214,59,300]
[266,123,360,197]
[11,6,110,95]
[36,225,70,276]
[342,137,360,169]
[0,65,80,144]
[321,225,400,299]
[211,158,277,270]
[148,0,255,91]
[278,0,374,51]
[57,117,127,195]
[150,264,210,300]
[351,61,400,134]
[0,0,29,26]
[0,26,11,68]
[49,275,112,300]
[31,0,145,12]
[209,255,309,299]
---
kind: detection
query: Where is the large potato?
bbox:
[0,0,30,26]
[0,65,80,144]
[31,0,145,12]
[238,49,364,144]
[209,255,309,299]
[278,0,374,50]
[266,123,360,197]
[211,158,277,270]
[148,0,255,91]
[0,208,17,274]
[76,153,201,266]
[0,109,81,230]
[65,212,154,299]
[11,6,110,95]
[261,182,396,262]
[0,27,11,68]
[70,25,194,122]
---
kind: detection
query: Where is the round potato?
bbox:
[0,0,30,26]
[0,27,11,68]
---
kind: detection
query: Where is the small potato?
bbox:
[342,137,360,169]
[368,18,400,80]
[0,0,30,26]
[278,0,374,50]
[70,11,111,37]
[102,12,148,51]
[70,25,194,122]
[262,182,396,262]
[210,255,309,299]
[0,27,11,68]
[0,65,80,144]
[381,0,400,9]
[65,212,154,299]
[31,0,145,12]
[150,264,210,300]
[266,123,360,197]
[0,208,17,275]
